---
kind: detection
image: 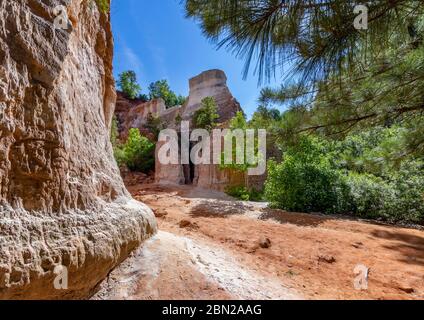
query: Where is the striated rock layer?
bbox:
[0,0,157,299]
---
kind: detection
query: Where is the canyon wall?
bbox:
[0,0,156,299]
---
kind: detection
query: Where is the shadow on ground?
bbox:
[371,229,424,266]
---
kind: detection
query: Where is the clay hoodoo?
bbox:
[0,0,156,299]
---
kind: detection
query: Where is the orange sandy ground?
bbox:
[125,183,424,300]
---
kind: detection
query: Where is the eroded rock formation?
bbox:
[182,69,242,124]
[155,70,244,190]
[0,0,156,299]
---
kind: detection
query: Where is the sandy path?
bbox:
[94,231,300,300]
[95,183,424,300]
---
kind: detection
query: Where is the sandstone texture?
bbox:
[0,0,156,299]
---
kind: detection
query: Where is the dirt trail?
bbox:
[95,183,424,300]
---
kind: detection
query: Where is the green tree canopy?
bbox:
[148,80,187,108]
[117,71,141,100]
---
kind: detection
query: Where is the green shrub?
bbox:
[95,0,109,13]
[115,128,155,173]
[264,135,424,224]
[193,97,219,131]
[265,136,349,214]
[225,186,264,202]
[387,161,424,223]
[265,159,348,214]
[344,173,397,219]
[145,113,163,140]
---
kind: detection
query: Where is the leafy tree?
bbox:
[148,80,187,108]
[139,93,150,103]
[185,0,423,83]
[193,97,219,131]
[117,71,141,100]
[229,111,247,130]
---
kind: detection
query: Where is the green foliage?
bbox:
[95,0,109,13]
[110,116,119,148]
[193,97,219,131]
[145,113,163,140]
[139,93,150,103]
[185,1,424,159]
[229,111,247,130]
[264,134,424,224]
[148,80,187,108]
[344,173,397,220]
[185,0,423,83]
[220,111,263,173]
[175,113,182,126]
[225,186,264,202]
[265,137,348,214]
[114,128,155,173]
[117,71,141,100]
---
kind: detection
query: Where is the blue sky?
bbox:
[111,0,281,118]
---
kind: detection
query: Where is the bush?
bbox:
[265,137,349,214]
[225,186,264,202]
[115,128,155,173]
[265,159,348,214]
[95,0,109,13]
[264,135,424,224]
[344,173,397,219]
[387,161,424,223]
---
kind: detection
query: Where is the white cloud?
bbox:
[121,44,144,77]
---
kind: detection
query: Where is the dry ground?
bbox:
[94,183,424,300]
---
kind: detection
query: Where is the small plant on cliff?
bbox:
[95,0,109,13]
[193,97,219,132]
[175,113,182,126]
[117,128,155,173]
[145,113,163,140]
[117,71,141,100]
[110,116,120,147]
